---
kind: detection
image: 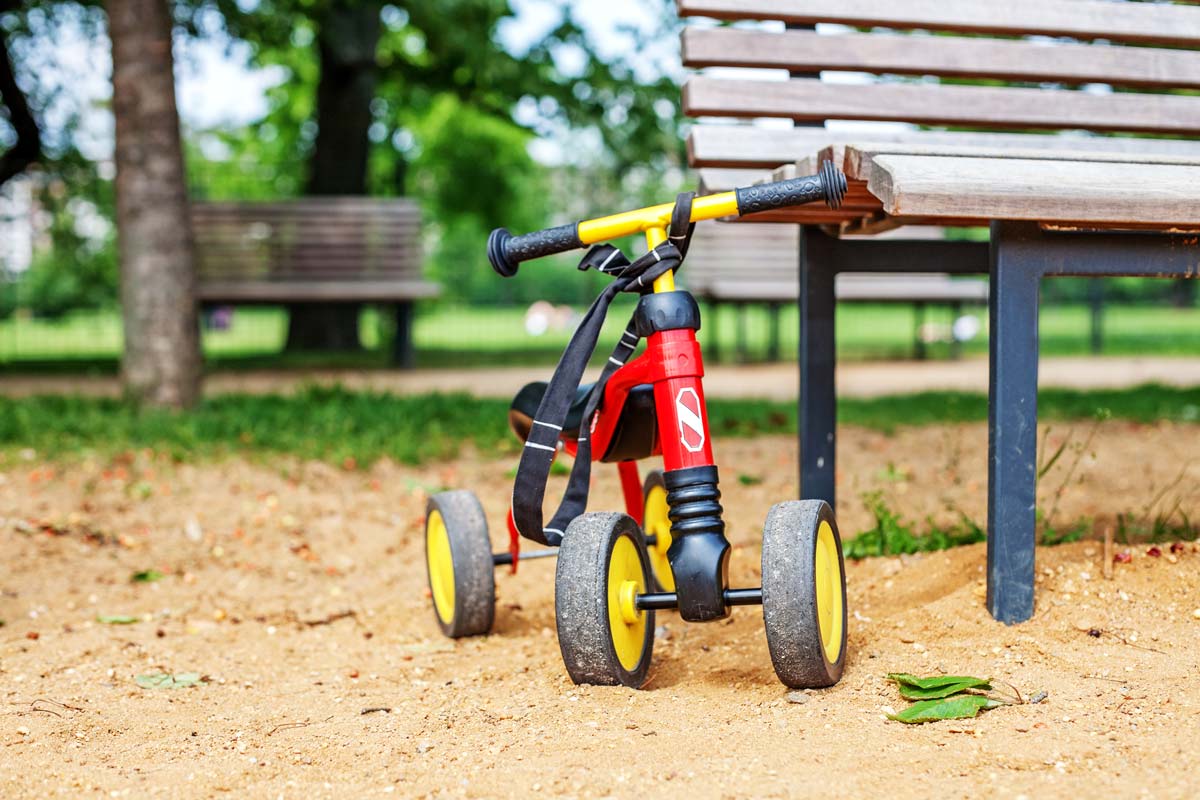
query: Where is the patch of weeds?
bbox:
[876,462,910,483]
[737,473,763,486]
[1035,414,1105,538]
[1038,517,1090,547]
[844,492,986,559]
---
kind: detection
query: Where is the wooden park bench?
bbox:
[191,197,437,366]
[678,0,1200,623]
[681,215,988,361]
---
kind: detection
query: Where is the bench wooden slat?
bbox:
[676,0,1200,48]
[856,154,1200,226]
[684,76,1200,135]
[191,197,434,303]
[835,143,1200,179]
[688,124,1200,168]
[683,27,1200,90]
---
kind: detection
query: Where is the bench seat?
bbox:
[190,197,434,366]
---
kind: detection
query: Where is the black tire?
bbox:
[555,512,655,688]
[641,469,675,593]
[761,500,847,688]
[425,490,495,638]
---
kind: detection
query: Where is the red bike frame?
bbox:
[505,321,714,569]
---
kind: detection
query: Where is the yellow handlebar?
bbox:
[577,191,740,245]
[487,162,846,279]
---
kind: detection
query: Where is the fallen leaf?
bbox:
[888,695,1001,724]
[97,614,140,625]
[135,672,204,689]
[130,570,164,583]
[897,678,991,700]
[887,673,989,691]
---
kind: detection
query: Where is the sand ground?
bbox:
[2,422,1199,798]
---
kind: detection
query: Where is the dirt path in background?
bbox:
[4,354,1200,400]
[2,422,1199,798]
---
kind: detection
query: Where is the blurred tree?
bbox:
[190,0,685,346]
[0,1,41,186]
[108,0,200,406]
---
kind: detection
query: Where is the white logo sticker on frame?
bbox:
[675,387,706,453]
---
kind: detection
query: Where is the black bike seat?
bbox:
[508,381,593,443]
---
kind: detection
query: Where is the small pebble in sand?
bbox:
[785,691,809,704]
[1192,608,1200,620]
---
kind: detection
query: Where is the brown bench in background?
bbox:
[191,197,437,367]
[677,0,1200,623]
[682,213,988,362]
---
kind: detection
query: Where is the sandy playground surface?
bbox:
[2,421,1199,798]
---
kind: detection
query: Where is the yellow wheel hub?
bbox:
[643,485,674,591]
[814,520,844,664]
[606,534,649,672]
[426,510,455,626]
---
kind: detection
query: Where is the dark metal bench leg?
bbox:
[987,222,1041,624]
[799,226,837,506]
[735,303,749,363]
[949,301,963,360]
[913,301,927,360]
[1088,281,1105,355]
[767,302,781,362]
[392,301,415,369]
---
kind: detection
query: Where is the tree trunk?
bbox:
[284,0,382,352]
[108,0,201,407]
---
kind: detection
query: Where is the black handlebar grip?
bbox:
[487,222,584,277]
[734,161,847,216]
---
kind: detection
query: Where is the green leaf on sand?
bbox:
[888,673,992,700]
[130,569,164,583]
[135,672,203,689]
[887,673,990,691]
[898,681,992,700]
[888,694,1002,724]
[97,614,140,624]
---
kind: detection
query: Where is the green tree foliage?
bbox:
[0,2,117,318]
[184,0,685,304]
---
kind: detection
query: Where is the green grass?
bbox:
[2,383,1199,468]
[5,302,1200,370]
[843,491,987,560]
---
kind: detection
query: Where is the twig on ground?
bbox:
[301,610,357,627]
[267,715,334,735]
[1082,674,1126,684]
[1116,635,1165,655]
[31,699,85,712]
[360,707,392,715]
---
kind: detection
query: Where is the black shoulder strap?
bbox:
[509,194,695,546]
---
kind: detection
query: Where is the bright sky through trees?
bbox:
[38,0,676,165]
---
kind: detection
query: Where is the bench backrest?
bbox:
[680,0,1200,170]
[191,197,422,283]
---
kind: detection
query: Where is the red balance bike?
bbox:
[425,163,849,689]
